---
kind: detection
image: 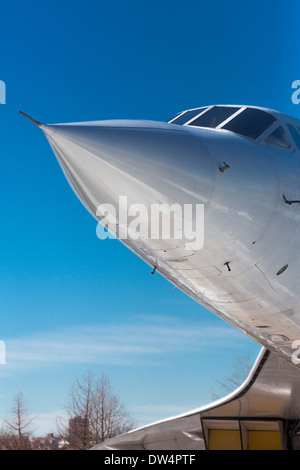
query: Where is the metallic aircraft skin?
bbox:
[22,105,300,367]
[90,347,300,450]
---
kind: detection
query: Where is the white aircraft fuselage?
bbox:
[22,105,300,367]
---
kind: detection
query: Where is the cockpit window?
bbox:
[287,124,300,149]
[265,126,291,148]
[222,108,276,139]
[188,106,240,128]
[168,106,297,152]
[170,107,207,125]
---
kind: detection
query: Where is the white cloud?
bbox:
[4,315,248,370]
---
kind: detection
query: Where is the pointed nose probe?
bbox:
[19,111,43,128]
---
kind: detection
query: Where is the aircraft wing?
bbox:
[92,347,300,450]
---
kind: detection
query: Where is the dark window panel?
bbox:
[265,126,291,148]
[287,124,300,149]
[170,107,208,125]
[222,108,276,140]
[188,106,240,128]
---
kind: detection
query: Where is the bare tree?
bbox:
[57,372,134,449]
[92,374,134,443]
[0,393,34,450]
[211,354,253,400]
[57,371,95,449]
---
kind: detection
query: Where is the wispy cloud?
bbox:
[130,403,193,427]
[4,315,247,370]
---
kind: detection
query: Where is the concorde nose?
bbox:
[20,113,215,222]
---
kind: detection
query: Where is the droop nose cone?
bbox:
[41,120,215,219]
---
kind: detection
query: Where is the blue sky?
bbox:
[0,0,299,435]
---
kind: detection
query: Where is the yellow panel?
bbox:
[209,430,242,450]
[248,431,282,450]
